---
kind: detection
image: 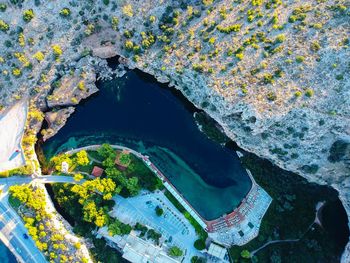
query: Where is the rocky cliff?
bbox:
[0,0,349,259]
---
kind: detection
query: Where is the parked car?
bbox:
[23,233,29,239]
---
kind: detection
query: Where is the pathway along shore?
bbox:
[64,144,272,246]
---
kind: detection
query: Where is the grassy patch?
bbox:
[87,150,104,162]
[164,190,208,240]
[8,195,21,210]
[120,155,163,192]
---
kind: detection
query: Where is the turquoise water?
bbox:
[0,243,17,263]
[43,70,252,220]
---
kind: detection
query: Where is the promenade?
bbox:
[0,143,272,262]
[65,144,272,246]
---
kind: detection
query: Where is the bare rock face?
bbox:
[0,0,349,259]
[42,107,75,141]
[92,45,118,59]
[47,59,98,108]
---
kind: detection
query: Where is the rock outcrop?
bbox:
[0,0,349,259]
[43,107,75,141]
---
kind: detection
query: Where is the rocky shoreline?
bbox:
[0,0,348,260]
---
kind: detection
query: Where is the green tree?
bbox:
[241,250,251,259]
[194,239,206,250]
[98,144,116,159]
[155,206,164,216]
[126,177,140,196]
[168,246,183,257]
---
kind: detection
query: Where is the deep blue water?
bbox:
[0,243,17,263]
[43,70,252,220]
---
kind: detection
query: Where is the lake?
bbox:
[43,69,252,220]
[0,242,17,263]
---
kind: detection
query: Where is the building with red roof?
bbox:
[91,166,104,177]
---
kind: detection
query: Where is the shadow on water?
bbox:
[322,199,350,249]
[37,57,350,261]
[42,66,252,220]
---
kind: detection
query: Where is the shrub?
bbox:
[310,41,320,52]
[123,30,133,38]
[124,40,134,51]
[0,3,7,12]
[111,17,119,30]
[84,24,95,36]
[294,91,302,97]
[296,55,305,63]
[141,31,155,49]
[193,63,204,72]
[217,23,241,33]
[328,140,349,162]
[60,8,71,17]
[202,0,213,6]
[23,9,35,22]
[235,52,244,60]
[12,68,22,77]
[208,37,216,44]
[78,81,85,91]
[267,91,277,101]
[252,0,263,6]
[0,19,9,32]
[149,15,156,23]
[52,45,62,57]
[33,51,45,62]
[305,88,314,97]
[18,33,25,47]
[301,164,319,174]
[263,73,274,84]
[241,250,251,259]
[274,34,285,43]
[122,4,133,17]
[168,246,183,257]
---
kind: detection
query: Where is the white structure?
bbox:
[61,161,69,173]
[207,243,227,261]
[107,231,181,263]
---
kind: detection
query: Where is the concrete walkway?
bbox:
[110,190,202,262]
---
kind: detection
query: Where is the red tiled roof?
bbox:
[91,166,104,177]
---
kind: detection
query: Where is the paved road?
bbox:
[0,175,83,186]
[0,175,82,263]
[0,196,47,263]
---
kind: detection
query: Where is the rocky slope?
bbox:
[0,0,349,260]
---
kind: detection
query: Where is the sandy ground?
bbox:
[0,100,28,173]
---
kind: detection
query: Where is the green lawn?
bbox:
[87,150,104,163]
[8,195,21,210]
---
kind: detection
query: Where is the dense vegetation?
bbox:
[228,150,348,262]
[9,184,89,263]
[44,144,171,261]
[51,182,126,263]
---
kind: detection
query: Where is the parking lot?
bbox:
[112,190,202,260]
